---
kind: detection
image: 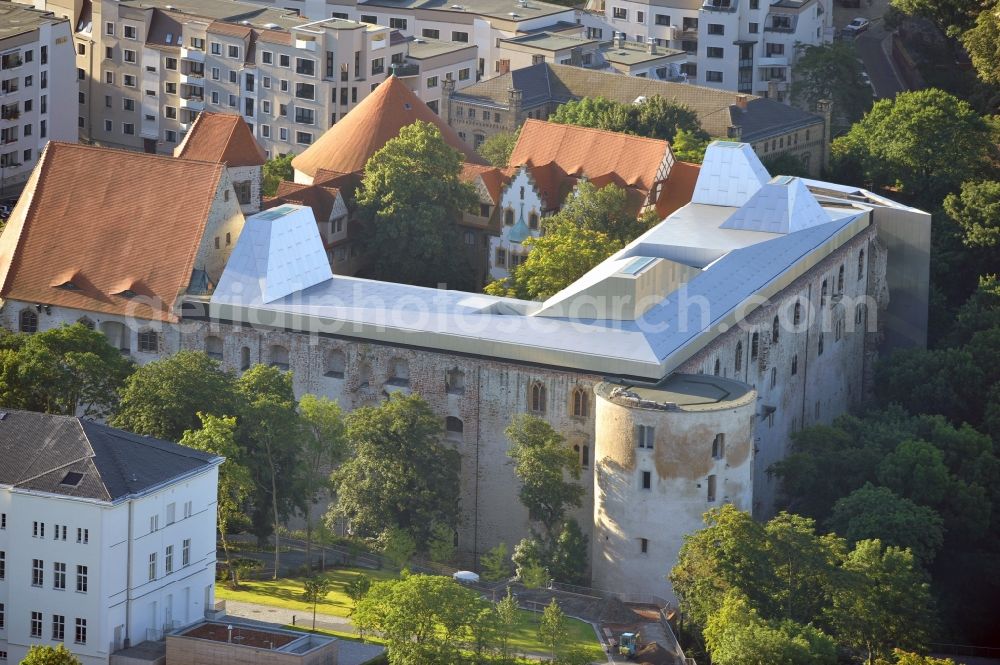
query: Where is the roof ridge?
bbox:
[50,140,227,169]
[525,118,671,147]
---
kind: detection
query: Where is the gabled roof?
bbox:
[266,181,343,227]
[721,175,831,234]
[292,75,485,178]
[461,163,508,204]
[0,142,225,322]
[509,119,671,193]
[0,409,219,502]
[174,111,267,167]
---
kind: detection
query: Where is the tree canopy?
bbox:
[357,121,478,288]
[477,129,520,167]
[549,95,709,143]
[0,323,133,417]
[263,152,295,197]
[791,42,873,132]
[330,393,461,552]
[943,180,1000,250]
[20,645,83,665]
[891,0,982,35]
[962,3,1000,86]
[830,89,995,208]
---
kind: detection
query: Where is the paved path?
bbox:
[855,30,906,98]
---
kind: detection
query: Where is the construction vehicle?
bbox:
[619,632,640,659]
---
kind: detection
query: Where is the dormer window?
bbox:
[56,280,80,291]
[116,289,137,298]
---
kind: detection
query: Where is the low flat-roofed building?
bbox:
[166,621,338,665]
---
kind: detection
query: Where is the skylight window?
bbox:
[620,256,656,276]
[60,471,84,487]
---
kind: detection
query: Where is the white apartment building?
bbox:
[0,409,221,665]
[15,0,478,157]
[594,0,833,97]
[0,3,75,195]
[245,0,611,81]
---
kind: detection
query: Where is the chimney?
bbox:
[735,94,748,110]
[647,37,656,54]
[615,31,625,48]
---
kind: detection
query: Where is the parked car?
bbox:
[0,204,13,218]
[843,17,871,37]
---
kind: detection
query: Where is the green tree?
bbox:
[672,127,711,163]
[512,537,548,587]
[831,89,994,208]
[180,413,253,586]
[825,540,933,664]
[506,415,584,547]
[761,513,843,624]
[297,394,347,568]
[235,364,302,578]
[878,650,959,665]
[353,574,487,665]
[112,350,234,441]
[427,522,457,565]
[948,274,1000,345]
[877,440,952,507]
[549,97,626,132]
[478,129,520,167]
[827,484,945,564]
[538,598,568,660]
[550,95,707,143]
[943,180,1000,249]
[891,0,981,35]
[495,589,520,664]
[0,323,133,417]
[555,180,655,244]
[381,526,417,570]
[263,152,294,197]
[875,347,983,426]
[356,121,478,288]
[302,576,334,631]
[762,152,812,178]
[704,591,837,665]
[791,42,873,131]
[485,221,623,300]
[19,644,82,665]
[548,519,589,585]
[332,393,461,551]
[345,574,372,616]
[963,3,1000,86]
[480,542,512,582]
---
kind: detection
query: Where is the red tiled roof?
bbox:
[0,143,225,323]
[656,161,700,218]
[292,75,485,178]
[175,112,267,167]
[265,181,342,228]
[460,163,509,204]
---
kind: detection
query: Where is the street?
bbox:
[855,29,905,99]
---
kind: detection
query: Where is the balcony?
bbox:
[180,47,205,62]
[758,56,789,66]
[702,0,738,12]
[180,95,204,111]
[179,72,204,85]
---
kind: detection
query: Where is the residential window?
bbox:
[184,501,192,518]
[750,22,759,33]
[279,54,290,68]
[529,381,546,413]
[123,98,135,111]
[20,310,38,333]
[33,521,44,538]
[295,82,315,100]
[707,23,724,35]
[458,68,470,81]
[124,49,136,63]
[422,28,440,39]
[636,424,655,449]
[228,45,240,59]
[426,75,438,88]
[0,602,4,629]
[296,58,315,76]
[105,21,114,36]
[75,618,87,645]
[637,10,645,22]
[31,612,42,638]
[0,514,4,529]
[390,17,407,30]
[52,615,65,641]
[707,46,724,58]
[495,247,507,267]
[295,107,315,124]
[137,330,157,353]
[148,552,157,581]
[360,14,376,23]
[712,433,725,459]
[210,42,221,55]
[123,74,136,87]
[613,7,628,19]
[656,14,670,25]
[53,562,66,590]
[706,70,723,82]
[641,470,651,489]
[280,127,288,141]
[707,474,717,502]
[165,545,174,574]
[32,559,44,586]
[105,70,114,84]
[296,131,313,145]
[77,528,89,543]
[124,24,137,39]
[262,51,273,64]
[166,82,176,94]
[370,58,384,76]
[165,106,176,120]
[182,539,191,566]
[452,31,469,42]
[0,551,4,579]
[640,538,649,554]
[76,566,88,592]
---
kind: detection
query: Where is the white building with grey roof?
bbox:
[0,410,221,665]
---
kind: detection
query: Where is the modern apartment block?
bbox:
[0,409,221,665]
[240,0,611,81]
[591,0,834,97]
[16,0,478,157]
[0,3,75,195]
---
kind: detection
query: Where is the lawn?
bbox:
[218,569,603,659]
[216,567,397,618]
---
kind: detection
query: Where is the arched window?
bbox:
[519,185,525,200]
[735,341,743,372]
[529,381,546,413]
[268,344,289,370]
[206,336,223,360]
[750,332,759,361]
[528,212,539,230]
[772,315,780,342]
[325,349,346,378]
[445,416,464,435]
[388,358,410,386]
[504,209,514,226]
[19,309,38,333]
[572,387,590,418]
[77,317,95,330]
[137,329,159,354]
[713,358,721,376]
[100,321,129,353]
[858,249,865,279]
[573,443,590,469]
[817,333,824,356]
[793,301,802,326]
[446,368,465,394]
[240,347,251,371]
[837,264,845,294]
[791,354,798,376]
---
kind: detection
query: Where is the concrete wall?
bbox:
[166,632,338,665]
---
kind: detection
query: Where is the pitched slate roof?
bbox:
[0,143,225,322]
[0,409,219,502]
[451,63,824,141]
[175,111,267,167]
[292,75,485,178]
